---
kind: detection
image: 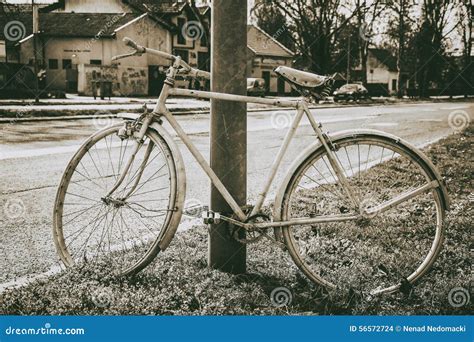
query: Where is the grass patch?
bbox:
[0,126,472,315]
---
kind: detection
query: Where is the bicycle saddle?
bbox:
[274,66,334,100]
[274,66,330,89]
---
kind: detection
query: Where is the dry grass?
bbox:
[0,125,472,315]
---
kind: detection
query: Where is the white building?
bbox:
[366,48,400,95]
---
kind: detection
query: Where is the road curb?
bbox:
[0,105,310,123]
[0,99,468,123]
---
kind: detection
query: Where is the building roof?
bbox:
[123,0,188,15]
[42,13,140,37]
[369,48,398,72]
[121,0,199,31]
[0,12,141,41]
[247,24,294,58]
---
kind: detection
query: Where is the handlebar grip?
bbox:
[197,70,211,79]
[123,37,145,53]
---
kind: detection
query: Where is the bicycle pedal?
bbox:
[202,211,221,225]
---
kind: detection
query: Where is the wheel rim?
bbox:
[282,136,444,294]
[53,124,177,275]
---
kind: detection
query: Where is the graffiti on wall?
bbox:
[81,64,147,96]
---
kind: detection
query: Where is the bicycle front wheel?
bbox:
[53,123,182,276]
[280,133,446,294]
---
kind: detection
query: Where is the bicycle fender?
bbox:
[118,113,186,251]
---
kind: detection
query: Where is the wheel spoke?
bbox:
[54,126,176,276]
[283,138,444,294]
[368,180,439,215]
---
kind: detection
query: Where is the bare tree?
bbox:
[384,0,419,97]
[252,1,295,52]
[456,0,472,98]
[254,0,363,74]
[416,0,456,97]
[354,0,384,87]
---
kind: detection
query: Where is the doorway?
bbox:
[277,76,285,95]
[148,65,166,96]
[262,71,270,95]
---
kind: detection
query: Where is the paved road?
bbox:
[0,101,472,288]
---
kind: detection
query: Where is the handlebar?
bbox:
[123,37,146,54]
[112,37,210,80]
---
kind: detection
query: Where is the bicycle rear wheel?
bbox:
[53,123,182,276]
[280,133,446,294]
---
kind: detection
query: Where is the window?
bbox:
[392,79,397,91]
[48,59,58,69]
[177,17,186,45]
[90,59,102,65]
[62,59,72,69]
[174,49,189,63]
[200,31,208,47]
[197,51,210,71]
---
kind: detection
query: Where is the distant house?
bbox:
[123,0,211,90]
[365,48,402,95]
[15,11,172,95]
[246,24,294,95]
[1,0,294,96]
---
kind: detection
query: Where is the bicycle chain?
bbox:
[227,212,287,250]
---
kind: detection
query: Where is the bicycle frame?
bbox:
[105,60,355,230]
[110,55,442,231]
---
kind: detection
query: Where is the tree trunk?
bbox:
[360,41,368,86]
[396,4,405,98]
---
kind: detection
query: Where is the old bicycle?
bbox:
[53,38,450,295]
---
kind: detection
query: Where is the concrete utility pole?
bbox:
[208,0,247,274]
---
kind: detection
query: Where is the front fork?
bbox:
[302,102,360,209]
[103,113,154,201]
[104,59,181,202]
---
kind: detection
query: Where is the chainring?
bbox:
[229,213,271,245]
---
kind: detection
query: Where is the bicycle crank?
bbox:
[229,213,271,245]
